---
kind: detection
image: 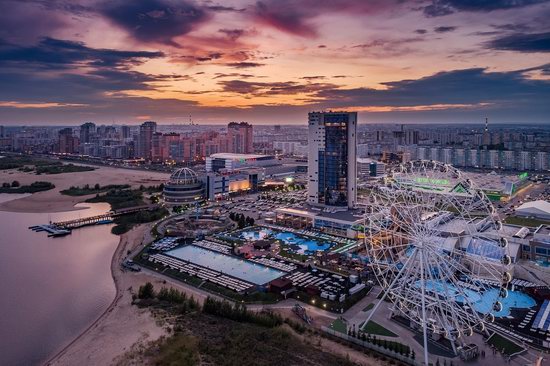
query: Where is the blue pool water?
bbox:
[536,259,550,268]
[239,228,333,254]
[473,288,536,317]
[420,280,536,317]
[166,245,285,285]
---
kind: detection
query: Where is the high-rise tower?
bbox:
[227,122,253,154]
[482,117,491,146]
[307,111,357,208]
[138,121,157,159]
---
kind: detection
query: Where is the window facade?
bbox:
[318,114,349,207]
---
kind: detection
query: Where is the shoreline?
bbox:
[43,215,216,365]
[43,224,126,365]
[0,166,169,213]
[44,220,166,366]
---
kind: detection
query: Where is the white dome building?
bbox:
[163,168,205,205]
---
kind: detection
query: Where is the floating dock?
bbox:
[29,224,71,237]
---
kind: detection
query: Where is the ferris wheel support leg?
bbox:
[362,249,418,329]
[419,249,430,366]
[450,337,458,355]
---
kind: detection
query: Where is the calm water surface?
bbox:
[0,194,118,366]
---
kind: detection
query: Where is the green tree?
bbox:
[138,282,155,299]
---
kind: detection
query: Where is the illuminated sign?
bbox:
[414,177,449,185]
[285,177,294,183]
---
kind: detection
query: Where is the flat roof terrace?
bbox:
[209,153,274,160]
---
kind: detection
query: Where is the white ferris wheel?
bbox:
[362,160,511,365]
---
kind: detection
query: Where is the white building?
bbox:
[518,151,532,171]
[205,153,276,172]
[515,200,550,220]
[357,158,386,178]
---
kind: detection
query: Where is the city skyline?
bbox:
[0,0,549,125]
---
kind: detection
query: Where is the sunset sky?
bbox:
[0,0,549,125]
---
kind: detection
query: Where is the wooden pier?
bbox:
[30,204,160,236]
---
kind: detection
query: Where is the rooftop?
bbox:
[276,205,363,224]
[516,200,550,214]
[209,153,273,160]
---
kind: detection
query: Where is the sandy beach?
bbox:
[46,222,166,366]
[0,166,169,213]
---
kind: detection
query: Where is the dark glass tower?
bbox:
[308,111,357,208]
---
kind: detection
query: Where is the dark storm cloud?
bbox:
[315,67,550,111]
[351,37,425,57]
[206,4,245,12]
[0,69,155,105]
[213,73,256,79]
[219,80,337,95]
[434,26,457,33]
[225,62,265,68]
[218,28,246,40]
[423,0,549,17]
[0,37,164,69]
[0,39,161,70]
[0,1,68,43]
[100,0,209,46]
[491,23,533,32]
[252,0,399,37]
[0,37,171,110]
[486,32,550,52]
[300,76,326,80]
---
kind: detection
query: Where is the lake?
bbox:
[0,194,118,365]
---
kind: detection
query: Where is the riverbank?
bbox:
[0,166,168,213]
[45,221,381,366]
[46,222,165,365]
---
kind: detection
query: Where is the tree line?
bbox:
[136,282,282,328]
[229,212,254,228]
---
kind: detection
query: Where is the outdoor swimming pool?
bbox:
[166,245,285,285]
[473,288,536,317]
[420,280,536,317]
[239,228,334,254]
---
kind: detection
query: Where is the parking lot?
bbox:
[207,189,307,221]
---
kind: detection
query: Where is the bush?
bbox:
[0,181,55,193]
[202,296,283,328]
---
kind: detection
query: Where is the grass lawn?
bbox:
[363,303,374,312]
[362,320,398,337]
[329,318,348,334]
[487,333,525,356]
[504,216,550,227]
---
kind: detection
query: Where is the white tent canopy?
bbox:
[515,200,550,220]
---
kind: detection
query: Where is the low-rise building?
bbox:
[163,168,205,205]
[275,206,363,238]
[206,153,277,172]
[203,168,265,200]
[515,201,550,220]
